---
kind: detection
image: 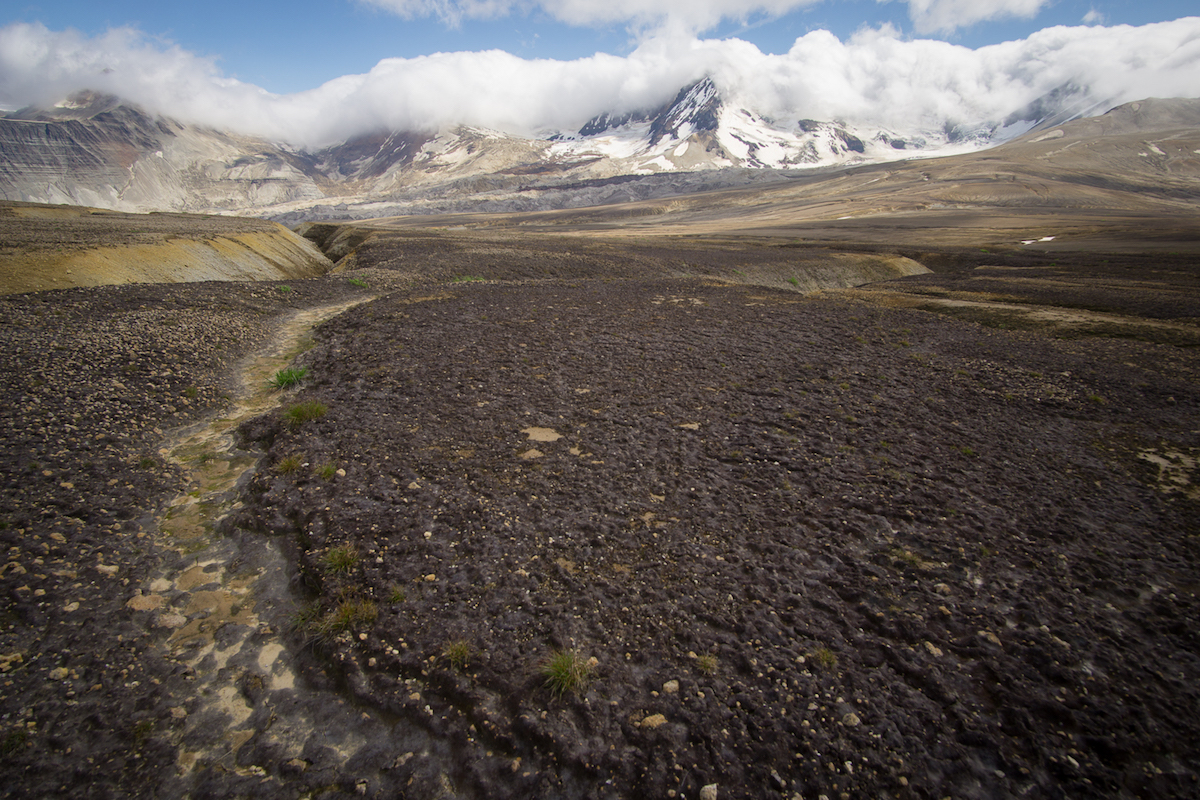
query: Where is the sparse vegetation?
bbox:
[323,545,359,573]
[696,654,718,675]
[541,648,594,698]
[312,599,378,641]
[1,728,28,756]
[442,639,474,670]
[275,454,303,474]
[278,285,292,293]
[812,646,838,671]
[315,462,338,480]
[270,366,309,389]
[284,400,328,427]
[348,277,369,288]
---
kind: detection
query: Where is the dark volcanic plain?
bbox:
[1,215,1199,800]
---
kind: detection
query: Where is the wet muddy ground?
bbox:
[1,232,1199,799]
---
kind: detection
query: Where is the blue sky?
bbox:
[5,0,1195,94]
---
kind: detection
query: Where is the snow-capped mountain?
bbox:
[0,80,1107,220]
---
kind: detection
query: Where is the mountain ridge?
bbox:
[2,86,1196,222]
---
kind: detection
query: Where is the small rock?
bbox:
[700,784,718,800]
[978,630,1002,646]
[663,680,680,694]
[842,712,861,727]
[63,602,80,613]
[923,641,943,657]
[96,564,119,576]
[49,667,69,681]
[127,593,164,611]
[640,713,668,729]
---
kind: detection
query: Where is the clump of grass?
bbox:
[278,285,292,293]
[541,648,595,698]
[132,720,155,745]
[388,586,406,603]
[183,386,199,399]
[139,457,157,469]
[812,646,838,671]
[275,454,303,474]
[322,545,358,573]
[695,654,718,675]
[442,639,474,671]
[270,366,308,390]
[1,728,28,756]
[348,277,369,289]
[315,462,337,480]
[284,400,327,427]
[312,599,378,641]
[787,277,800,287]
[451,276,486,283]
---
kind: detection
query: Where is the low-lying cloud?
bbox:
[2,18,1198,148]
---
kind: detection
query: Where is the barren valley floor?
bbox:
[1,229,1198,799]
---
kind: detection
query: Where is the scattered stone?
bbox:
[663,680,680,694]
[639,714,668,729]
[699,784,718,800]
[923,641,943,657]
[842,712,861,727]
[127,593,164,611]
[522,427,562,442]
[978,630,1002,646]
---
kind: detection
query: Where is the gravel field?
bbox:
[0,230,1198,800]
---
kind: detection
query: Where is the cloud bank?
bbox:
[1,18,1198,148]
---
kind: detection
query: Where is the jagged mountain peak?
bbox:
[649,77,722,146]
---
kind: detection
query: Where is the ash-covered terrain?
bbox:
[1,222,1198,799]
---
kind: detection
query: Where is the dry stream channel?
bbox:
[132,298,437,793]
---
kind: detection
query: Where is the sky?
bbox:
[1,1,1198,147]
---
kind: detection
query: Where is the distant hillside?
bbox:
[0,84,1148,222]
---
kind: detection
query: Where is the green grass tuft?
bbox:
[541,648,595,698]
[275,454,303,474]
[322,545,358,573]
[442,639,474,671]
[270,367,309,389]
[284,400,327,427]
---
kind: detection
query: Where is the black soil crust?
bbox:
[1,233,1198,800]
[235,275,1199,799]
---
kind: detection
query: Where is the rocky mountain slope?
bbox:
[0,81,1125,221]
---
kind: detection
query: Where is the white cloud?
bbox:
[2,18,1198,148]
[902,0,1053,33]
[1082,9,1106,25]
